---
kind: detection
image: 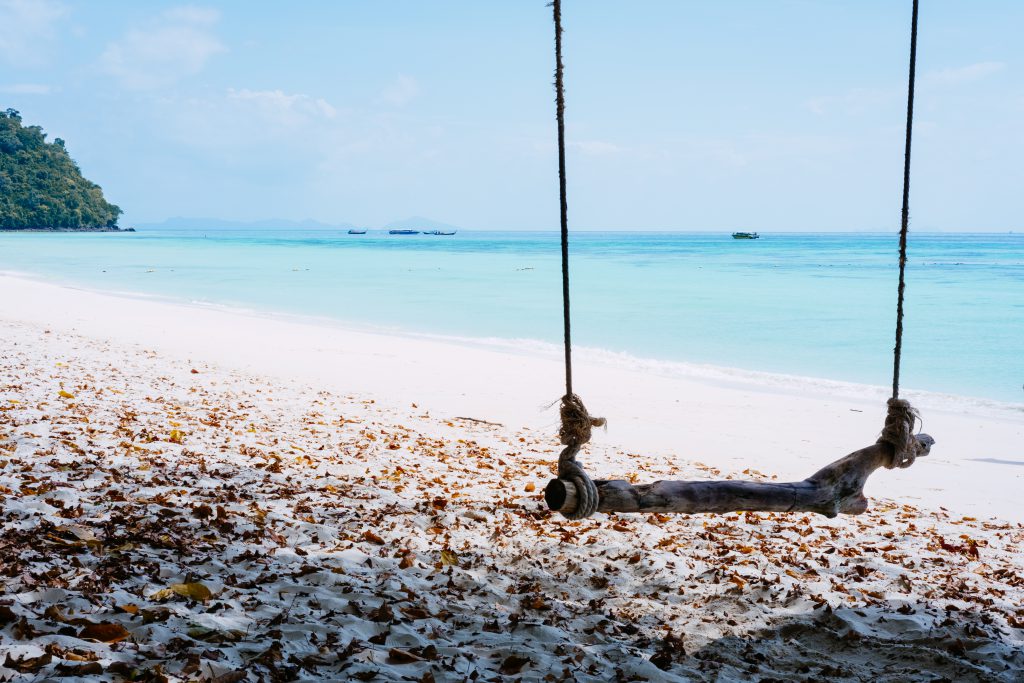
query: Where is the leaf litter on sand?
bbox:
[0,320,1022,682]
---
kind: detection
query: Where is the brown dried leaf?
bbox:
[3,653,52,673]
[387,647,423,664]
[78,622,131,643]
[55,661,104,676]
[499,655,531,675]
[361,530,386,545]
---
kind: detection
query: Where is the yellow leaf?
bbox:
[167,429,185,444]
[58,390,75,399]
[440,549,460,567]
[152,582,213,602]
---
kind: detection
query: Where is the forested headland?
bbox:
[0,108,125,231]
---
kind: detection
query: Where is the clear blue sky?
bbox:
[1,1,1020,230]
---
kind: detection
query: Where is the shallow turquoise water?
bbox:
[1,229,1021,403]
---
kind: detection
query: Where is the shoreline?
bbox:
[0,227,134,233]
[1,272,1021,523]
[2,269,1020,417]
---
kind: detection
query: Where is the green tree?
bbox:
[0,110,122,229]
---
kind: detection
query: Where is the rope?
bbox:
[553,0,573,399]
[891,0,919,401]
[882,0,922,467]
[551,0,602,519]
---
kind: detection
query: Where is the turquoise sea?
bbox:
[1,229,1021,404]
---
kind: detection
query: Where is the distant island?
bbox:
[0,108,126,232]
[140,215,463,233]
[140,217,360,231]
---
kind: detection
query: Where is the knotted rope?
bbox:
[880,0,927,463]
[877,397,923,469]
[557,394,605,519]
[548,0,603,520]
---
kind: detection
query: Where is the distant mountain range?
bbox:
[140,216,462,232]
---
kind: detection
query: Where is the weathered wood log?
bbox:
[545,434,934,518]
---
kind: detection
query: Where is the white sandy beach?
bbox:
[1,273,1023,681]
[1,274,1021,522]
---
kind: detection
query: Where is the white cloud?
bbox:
[227,88,337,124]
[804,61,1008,116]
[0,83,55,94]
[162,5,220,25]
[161,88,340,161]
[924,61,1006,86]
[380,75,420,106]
[0,0,68,67]
[804,87,893,116]
[99,6,225,89]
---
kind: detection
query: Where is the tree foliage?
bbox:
[0,108,122,229]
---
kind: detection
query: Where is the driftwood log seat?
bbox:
[545,434,934,519]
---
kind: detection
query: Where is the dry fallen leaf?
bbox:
[440,549,460,567]
[3,653,53,673]
[499,655,531,675]
[78,622,131,643]
[151,582,213,602]
[361,530,386,545]
[388,647,424,664]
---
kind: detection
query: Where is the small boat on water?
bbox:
[425,230,456,236]
[347,229,367,234]
[732,232,760,239]
[389,229,420,235]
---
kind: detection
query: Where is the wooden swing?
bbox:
[544,0,934,520]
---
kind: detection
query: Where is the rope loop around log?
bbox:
[556,394,605,519]
[878,397,923,469]
[556,449,599,519]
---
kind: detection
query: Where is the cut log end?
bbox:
[544,434,933,519]
[544,478,575,512]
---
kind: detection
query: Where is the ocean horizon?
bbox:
[2,228,1021,404]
